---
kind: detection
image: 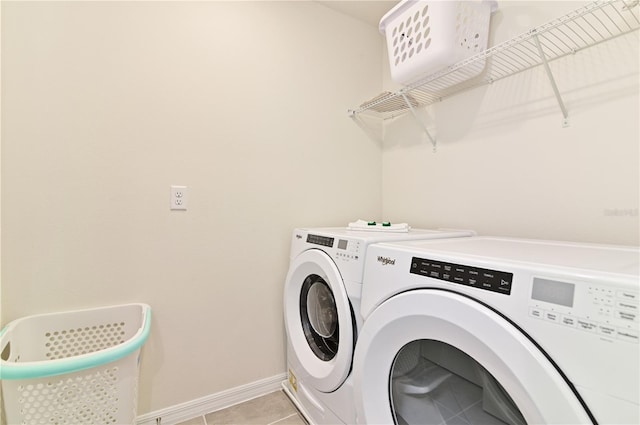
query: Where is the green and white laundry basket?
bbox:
[0,303,151,425]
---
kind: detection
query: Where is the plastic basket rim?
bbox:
[379,0,499,34]
[0,302,151,380]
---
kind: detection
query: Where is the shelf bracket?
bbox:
[401,93,437,151]
[532,31,570,127]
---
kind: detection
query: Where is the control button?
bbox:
[617,291,638,302]
[597,307,612,317]
[617,328,639,343]
[615,310,638,323]
[530,307,543,319]
[496,283,510,293]
[617,301,638,311]
[576,319,598,332]
[598,325,616,337]
[561,316,576,327]
[544,311,561,323]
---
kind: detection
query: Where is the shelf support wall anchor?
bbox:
[401,93,437,151]
[533,32,570,127]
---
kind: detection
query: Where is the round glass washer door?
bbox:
[284,249,354,393]
[353,290,594,425]
[301,274,339,361]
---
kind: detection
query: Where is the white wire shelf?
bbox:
[349,0,640,121]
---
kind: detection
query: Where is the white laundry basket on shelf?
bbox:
[0,303,151,425]
[380,0,498,85]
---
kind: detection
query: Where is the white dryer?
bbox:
[354,237,639,425]
[282,227,475,425]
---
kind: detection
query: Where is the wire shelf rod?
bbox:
[349,1,639,119]
[549,26,581,51]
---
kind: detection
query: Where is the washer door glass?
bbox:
[391,339,526,425]
[300,274,339,361]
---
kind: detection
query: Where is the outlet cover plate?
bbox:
[170,185,188,210]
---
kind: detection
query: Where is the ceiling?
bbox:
[315,1,400,28]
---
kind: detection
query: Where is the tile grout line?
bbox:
[267,412,299,425]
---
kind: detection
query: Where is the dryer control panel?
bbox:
[528,277,639,344]
[410,257,513,295]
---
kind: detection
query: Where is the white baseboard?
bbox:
[136,373,287,425]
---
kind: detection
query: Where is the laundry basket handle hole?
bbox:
[1,341,11,361]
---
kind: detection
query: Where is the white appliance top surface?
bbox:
[376,236,640,276]
[298,227,474,243]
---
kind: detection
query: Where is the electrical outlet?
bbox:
[170,185,188,210]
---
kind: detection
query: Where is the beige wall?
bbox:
[1,1,382,414]
[382,1,639,245]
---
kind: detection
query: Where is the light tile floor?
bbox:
[176,390,307,425]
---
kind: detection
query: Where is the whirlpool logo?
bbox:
[377,256,396,266]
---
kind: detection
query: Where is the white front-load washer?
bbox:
[282,227,475,425]
[354,236,639,425]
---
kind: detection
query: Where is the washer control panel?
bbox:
[529,277,639,344]
[306,234,334,247]
[410,257,513,295]
[293,231,370,284]
[306,234,362,262]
